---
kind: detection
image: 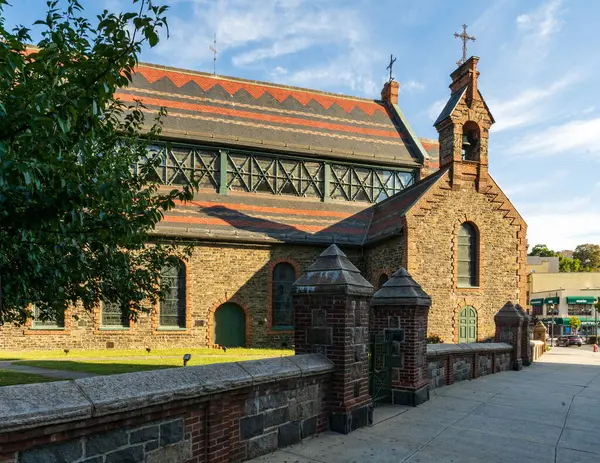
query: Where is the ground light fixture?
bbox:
[183,353,192,366]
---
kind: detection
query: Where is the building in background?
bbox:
[527,259,600,337]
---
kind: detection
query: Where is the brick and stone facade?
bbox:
[0,55,527,351]
[292,245,373,434]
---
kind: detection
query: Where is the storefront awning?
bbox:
[542,317,568,325]
[530,298,544,306]
[544,297,560,304]
[566,296,596,304]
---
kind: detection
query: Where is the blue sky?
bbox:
[4,0,600,251]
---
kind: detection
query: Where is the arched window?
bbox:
[377,273,389,289]
[461,121,480,161]
[159,260,186,328]
[458,223,478,287]
[272,262,296,328]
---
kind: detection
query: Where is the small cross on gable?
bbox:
[386,54,397,82]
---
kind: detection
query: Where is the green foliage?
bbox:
[569,316,582,333]
[559,255,582,273]
[426,333,444,344]
[529,244,557,257]
[573,244,600,271]
[0,1,198,324]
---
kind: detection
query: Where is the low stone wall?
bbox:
[426,343,512,390]
[531,340,545,361]
[0,354,333,463]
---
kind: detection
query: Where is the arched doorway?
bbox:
[458,306,477,343]
[214,303,246,347]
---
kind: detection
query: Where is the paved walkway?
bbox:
[0,361,96,379]
[251,346,600,463]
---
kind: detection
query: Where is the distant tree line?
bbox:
[528,244,600,272]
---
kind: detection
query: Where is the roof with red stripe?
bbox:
[117,63,427,167]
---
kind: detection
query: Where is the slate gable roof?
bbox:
[117,63,426,166]
[154,168,448,247]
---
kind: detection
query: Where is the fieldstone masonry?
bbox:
[494,301,524,371]
[292,244,373,434]
[371,268,431,406]
[515,304,532,366]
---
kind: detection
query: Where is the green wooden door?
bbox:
[214,303,246,347]
[458,306,477,343]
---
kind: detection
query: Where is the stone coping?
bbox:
[0,354,334,434]
[530,340,544,346]
[426,342,512,357]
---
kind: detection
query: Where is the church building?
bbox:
[0,55,527,350]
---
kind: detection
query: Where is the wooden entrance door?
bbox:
[214,303,246,347]
[458,306,477,343]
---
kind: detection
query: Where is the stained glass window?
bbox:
[458,223,478,287]
[159,260,186,328]
[31,306,65,329]
[272,263,296,328]
[101,302,130,328]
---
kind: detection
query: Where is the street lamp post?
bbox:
[548,302,558,347]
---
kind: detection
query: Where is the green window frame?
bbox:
[159,260,187,329]
[272,262,296,329]
[457,223,478,288]
[31,305,65,329]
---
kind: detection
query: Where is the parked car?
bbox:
[557,335,583,347]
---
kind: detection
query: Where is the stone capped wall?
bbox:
[426,342,512,390]
[405,171,527,343]
[0,244,364,351]
[0,354,333,463]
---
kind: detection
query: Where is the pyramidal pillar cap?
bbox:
[292,244,373,296]
[494,301,524,323]
[515,304,530,322]
[371,267,431,307]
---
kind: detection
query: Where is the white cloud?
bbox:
[151,0,368,76]
[515,0,565,60]
[489,71,582,132]
[400,80,425,93]
[506,117,600,158]
[520,196,600,250]
[426,99,446,122]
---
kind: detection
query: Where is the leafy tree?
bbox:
[569,316,582,334]
[558,255,582,273]
[528,244,557,257]
[0,0,197,324]
[573,244,600,271]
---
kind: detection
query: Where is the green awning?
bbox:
[566,296,596,304]
[542,317,568,325]
[529,298,544,306]
[544,297,560,304]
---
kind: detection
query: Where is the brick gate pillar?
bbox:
[292,245,374,434]
[516,304,532,366]
[494,302,524,371]
[371,268,431,406]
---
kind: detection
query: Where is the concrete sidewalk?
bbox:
[0,361,95,380]
[250,346,600,463]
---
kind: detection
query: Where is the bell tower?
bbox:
[433,56,494,191]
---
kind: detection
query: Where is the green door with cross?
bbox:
[214,303,246,347]
[458,306,478,343]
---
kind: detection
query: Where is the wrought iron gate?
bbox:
[369,332,391,405]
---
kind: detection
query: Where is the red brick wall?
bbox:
[0,371,331,463]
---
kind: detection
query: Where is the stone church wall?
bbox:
[0,243,364,351]
[406,172,525,344]
[363,234,404,289]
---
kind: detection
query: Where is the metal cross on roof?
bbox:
[386,54,397,82]
[454,24,475,67]
[209,33,217,75]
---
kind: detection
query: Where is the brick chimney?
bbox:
[381,80,399,105]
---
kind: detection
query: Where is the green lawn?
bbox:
[0,369,63,387]
[1,347,294,379]
[0,347,292,360]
